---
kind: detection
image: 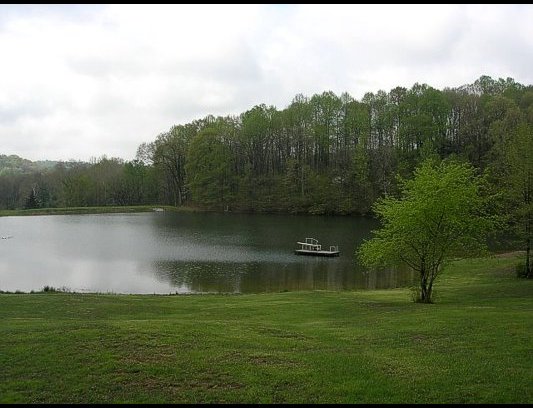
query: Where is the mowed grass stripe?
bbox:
[0,255,531,403]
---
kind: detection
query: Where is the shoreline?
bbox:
[0,205,201,217]
[0,252,525,297]
[0,204,374,218]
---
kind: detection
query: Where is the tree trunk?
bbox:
[177,186,182,206]
[526,235,531,279]
[418,261,434,303]
[427,276,435,303]
[419,266,431,303]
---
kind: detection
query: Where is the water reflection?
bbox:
[0,212,416,294]
[151,260,414,294]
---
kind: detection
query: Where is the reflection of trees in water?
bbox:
[153,260,246,293]
[363,266,416,290]
[147,212,401,293]
[152,260,416,294]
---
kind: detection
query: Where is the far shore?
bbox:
[0,205,202,217]
[0,205,375,218]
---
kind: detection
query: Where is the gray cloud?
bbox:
[0,100,51,125]
[0,4,531,162]
[0,4,105,30]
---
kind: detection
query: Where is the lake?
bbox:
[0,211,415,294]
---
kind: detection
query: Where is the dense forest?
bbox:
[1,75,532,220]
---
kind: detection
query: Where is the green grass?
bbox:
[0,254,531,403]
[0,205,200,217]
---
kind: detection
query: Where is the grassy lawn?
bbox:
[0,205,200,217]
[0,254,531,403]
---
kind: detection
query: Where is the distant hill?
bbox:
[0,154,59,175]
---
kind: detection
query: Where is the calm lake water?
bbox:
[0,212,414,294]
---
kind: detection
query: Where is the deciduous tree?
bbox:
[358,159,496,303]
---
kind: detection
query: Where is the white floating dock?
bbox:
[295,238,340,257]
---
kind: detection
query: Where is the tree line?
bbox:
[1,75,531,223]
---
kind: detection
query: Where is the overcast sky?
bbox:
[1,4,532,162]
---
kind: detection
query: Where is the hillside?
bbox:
[0,154,58,175]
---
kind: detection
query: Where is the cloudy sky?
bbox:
[1,4,532,162]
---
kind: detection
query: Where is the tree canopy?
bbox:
[358,159,497,303]
[505,123,533,277]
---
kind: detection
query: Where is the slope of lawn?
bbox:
[0,254,531,403]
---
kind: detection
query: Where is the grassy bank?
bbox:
[0,255,531,403]
[0,205,201,217]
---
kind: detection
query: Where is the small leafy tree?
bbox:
[506,122,532,278]
[24,187,39,209]
[358,159,496,303]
